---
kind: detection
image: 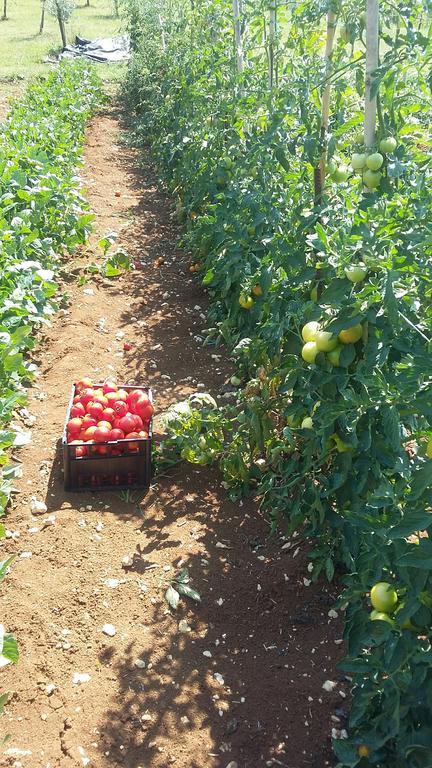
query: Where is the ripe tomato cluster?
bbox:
[66,378,154,457]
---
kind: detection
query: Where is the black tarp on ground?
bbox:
[59,35,130,63]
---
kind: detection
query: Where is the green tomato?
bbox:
[351,153,367,171]
[354,130,365,146]
[340,24,350,43]
[216,176,227,187]
[247,225,256,236]
[239,294,254,310]
[301,341,319,364]
[327,345,342,366]
[363,169,382,189]
[315,330,338,352]
[370,611,394,625]
[327,158,337,175]
[301,417,313,429]
[338,324,363,345]
[301,321,320,343]
[366,152,384,171]
[370,582,398,613]
[310,285,318,302]
[230,375,242,387]
[223,156,234,169]
[379,137,397,154]
[332,165,349,183]
[286,414,301,428]
[344,264,368,283]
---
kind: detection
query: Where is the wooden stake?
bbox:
[232,0,245,76]
[364,0,379,148]
[316,9,338,203]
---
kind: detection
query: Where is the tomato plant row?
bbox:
[0,63,100,521]
[0,63,100,737]
[122,1,432,765]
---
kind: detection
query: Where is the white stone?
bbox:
[30,498,47,515]
[102,624,116,637]
[134,659,146,669]
[322,680,337,692]
[72,673,91,685]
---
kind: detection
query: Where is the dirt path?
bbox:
[2,107,346,768]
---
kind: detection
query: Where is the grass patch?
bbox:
[0,0,125,83]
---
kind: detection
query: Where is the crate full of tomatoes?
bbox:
[62,377,154,491]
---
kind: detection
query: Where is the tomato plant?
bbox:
[123,1,432,765]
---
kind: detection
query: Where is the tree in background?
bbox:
[47,0,75,48]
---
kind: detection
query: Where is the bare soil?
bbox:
[1,107,348,768]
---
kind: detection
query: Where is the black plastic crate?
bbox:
[62,384,153,492]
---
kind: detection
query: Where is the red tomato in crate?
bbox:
[73,395,81,404]
[105,391,119,407]
[114,400,128,418]
[82,415,97,428]
[76,445,87,458]
[71,402,86,418]
[110,428,125,441]
[97,420,113,431]
[87,402,104,419]
[96,445,109,455]
[136,400,154,422]
[76,377,93,392]
[116,389,128,402]
[127,389,145,412]
[132,414,144,430]
[138,430,149,438]
[82,426,98,441]
[94,426,111,442]
[118,414,136,434]
[103,381,118,394]
[93,394,109,408]
[101,408,116,424]
[77,431,88,442]
[67,418,83,435]
[80,388,95,406]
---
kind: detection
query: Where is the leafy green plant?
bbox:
[123,1,432,765]
[164,567,201,611]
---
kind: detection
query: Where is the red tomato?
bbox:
[116,389,128,402]
[87,401,104,419]
[67,418,82,434]
[105,392,119,407]
[138,430,149,438]
[93,395,109,408]
[76,445,87,458]
[94,426,111,443]
[111,447,123,456]
[73,395,81,404]
[132,414,144,430]
[97,420,113,431]
[136,400,154,422]
[82,426,98,441]
[114,400,128,418]
[118,414,136,434]
[71,403,85,418]
[77,431,88,442]
[127,389,144,411]
[82,415,97,428]
[101,408,115,424]
[123,342,133,351]
[103,381,118,394]
[80,388,95,406]
[96,445,109,455]
[110,428,125,441]
[76,377,93,392]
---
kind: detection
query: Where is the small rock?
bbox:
[180,716,190,725]
[226,762,238,768]
[45,684,56,696]
[121,555,133,567]
[178,620,191,633]
[203,651,212,658]
[328,609,338,619]
[30,498,47,515]
[102,624,116,637]
[20,551,32,559]
[134,659,146,669]
[72,673,91,685]
[322,680,337,692]
[213,673,225,685]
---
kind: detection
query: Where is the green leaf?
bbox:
[165,585,180,610]
[176,582,201,602]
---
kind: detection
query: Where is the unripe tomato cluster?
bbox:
[300,319,363,366]
[66,378,154,457]
[329,135,398,190]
